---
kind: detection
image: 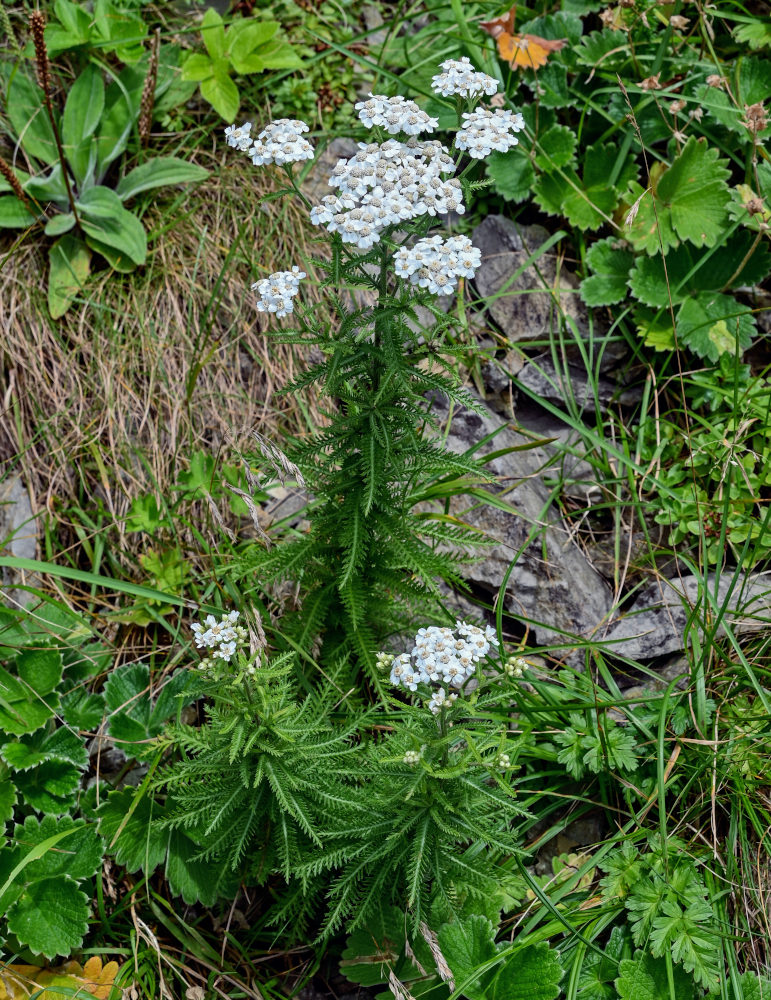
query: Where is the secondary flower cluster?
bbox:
[225,119,314,166]
[310,139,464,250]
[431,56,499,99]
[394,234,481,295]
[456,108,525,159]
[191,609,248,666]
[252,266,306,317]
[355,94,438,135]
[381,622,499,713]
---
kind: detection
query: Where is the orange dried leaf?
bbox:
[498,32,567,69]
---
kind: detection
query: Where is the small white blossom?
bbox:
[355,94,438,136]
[394,235,481,295]
[224,121,253,151]
[190,609,248,669]
[428,687,458,714]
[455,108,525,159]
[431,57,499,99]
[247,119,314,166]
[252,266,306,318]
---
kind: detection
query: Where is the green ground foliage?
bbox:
[1,0,771,998]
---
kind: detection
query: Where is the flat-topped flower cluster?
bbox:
[378,621,500,713]
[224,57,525,315]
[191,609,248,665]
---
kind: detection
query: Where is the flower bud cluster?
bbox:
[496,752,511,770]
[505,655,530,679]
[224,119,314,166]
[310,139,464,250]
[403,747,424,765]
[252,266,306,318]
[355,94,438,135]
[394,235,481,295]
[431,57,499,99]
[455,108,525,159]
[191,610,248,669]
[384,621,500,713]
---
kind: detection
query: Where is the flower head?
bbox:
[394,235,481,295]
[454,108,525,159]
[355,94,438,136]
[247,119,314,166]
[252,266,306,318]
[224,122,253,151]
[431,57,499,99]
[190,609,248,669]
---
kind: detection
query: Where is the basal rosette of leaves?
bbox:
[0,53,208,317]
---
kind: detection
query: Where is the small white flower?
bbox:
[252,266,306,318]
[355,94,438,135]
[224,122,253,151]
[247,119,314,166]
[431,57,499,99]
[395,235,481,295]
[455,108,525,159]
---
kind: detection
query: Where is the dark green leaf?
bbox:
[48,235,91,319]
[7,876,89,959]
[116,157,209,201]
[62,65,105,152]
[13,814,103,881]
[581,237,633,306]
[0,196,39,229]
[6,73,58,164]
[15,760,80,814]
[486,149,534,203]
[16,648,63,697]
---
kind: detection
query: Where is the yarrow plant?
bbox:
[223,62,528,678]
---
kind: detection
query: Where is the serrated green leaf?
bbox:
[15,759,80,814]
[729,971,771,1000]
[581,237,634,306]
[438,915,496,1000]
[16,648,63,696]
[491,943,562,1000]
[340,904,431,987]
[116,157,208,201]
[1,726,87,772]
[106,664,190,758]
[13,814,103,881]
[165,829,239,906]
[615,951,694,1000]
[676,292,755,361]
[0,779,16,837]
[61,688,106,730]
[486,149,535,202]
[627,138,731,254]
[7,876,89,959]
[534,142,637,230]
[48,235,91,319]
[576,925,630,1000]
[534,125,577,172]
[734,21,771,50]
[0,664,58,737]
[737,56,771,106]
[96,787,167,874]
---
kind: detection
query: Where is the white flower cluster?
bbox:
[355,93,438,135]
[455,108,526,159]
[224,119,314,166]
[496,752,511,770]
[394,234,481,295]
[252,266,306,318]
[191,609,247,665]
[387,622,500,710]
[403,747,424,765]
[431,57,499,99]
[310,139,464,250]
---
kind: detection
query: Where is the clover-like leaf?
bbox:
[7,876,89,959]
[580,237,634,306]
[105,663,191,758]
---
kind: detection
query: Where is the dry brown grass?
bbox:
[0,149,327,563]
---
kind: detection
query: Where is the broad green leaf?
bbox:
[53,0,92,40]
[534,125,577,172]
[729,972,771,1000]
[105,663,191,757]
[201,7,226,60]
[181,52,215,83]
[16,648,63,696]
[534,142,637,230]
[25,165,69,205]
[62,65,105,152]
[340,905,432,987]
[0,166,30,195]
[165,829,239,906]
[93,0,147,63]
[615,951,694,1000]
[627,138,731,254]
[77,187,147,266]
[629,233,771,307]
[44,214,76,237]
[580,236,634,306]
[576,925,630,1000]
[84,235,138,272]
[1,726,87,772]
[242,40,303,73]
[228,20,279,74]
[486,149,534,203]
[676,292,755,361]
[490,943,562,1000]
[200,67,240,121]
[7,876,89,959]
[6,73,58,164]
[13,814,103,881]
[0,196,39,229]
[61,688,106,730]
[96,788,167,873]
[734,22,771,50]
[438,915,497,1000]
[14,759,81,814]
[116,157,208,201]
[737,56,771,106]
[48,235,91,319]
[94,66,144,176]
[0,665,57,736]
[0,779,16,836]
[45,23,90,56]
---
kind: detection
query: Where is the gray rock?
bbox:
[472,216,589,344]
[602,573,771,661]
[430,391,612,654]
[0,477,38,608]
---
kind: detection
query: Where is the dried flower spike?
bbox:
[29,11,51,95]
